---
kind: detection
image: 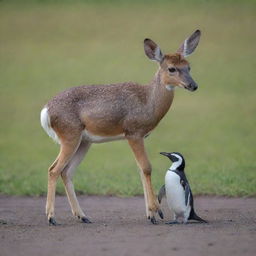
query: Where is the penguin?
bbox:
[158,152,207,224]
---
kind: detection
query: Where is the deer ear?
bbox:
[144,38,164,62]
[177,30,201,57]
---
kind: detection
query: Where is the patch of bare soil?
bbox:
[0,196,255,256]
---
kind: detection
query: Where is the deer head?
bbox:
[144,30,201,92]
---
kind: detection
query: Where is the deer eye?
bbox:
[168,67,176,73]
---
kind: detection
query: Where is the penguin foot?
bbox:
[48,217,57,226]
[165,220,179,225]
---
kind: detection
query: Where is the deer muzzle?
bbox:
[185,82,198,91]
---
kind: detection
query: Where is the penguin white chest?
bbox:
[165,171,187,215]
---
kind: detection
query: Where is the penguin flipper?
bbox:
[180,179,190,207]
[158,185,166,204]
[184,183,190,206]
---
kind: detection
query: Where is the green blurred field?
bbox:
[0,0,255,196]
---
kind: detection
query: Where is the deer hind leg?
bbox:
[127,138,163,224]
[61,140,92,223]
[46,133,82,225]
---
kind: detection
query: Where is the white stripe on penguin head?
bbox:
[169,153,183,171]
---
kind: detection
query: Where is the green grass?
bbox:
[0,0,255,197]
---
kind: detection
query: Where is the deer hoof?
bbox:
[80,216,92,223]
[48,217,57,226]
[150,216,158,225]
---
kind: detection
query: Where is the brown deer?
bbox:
[40,30,201,225]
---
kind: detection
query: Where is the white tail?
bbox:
[41,30,201,225]
[40,107,60,144]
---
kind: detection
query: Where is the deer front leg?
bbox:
[127,137,163,224]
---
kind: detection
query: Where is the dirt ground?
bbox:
[0,196,255,256]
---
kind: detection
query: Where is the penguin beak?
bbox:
[160,152,169,157]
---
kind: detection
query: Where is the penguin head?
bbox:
[160,152,185,171]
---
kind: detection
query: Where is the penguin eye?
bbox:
[171,156,178,162]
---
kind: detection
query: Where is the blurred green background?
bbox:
[0,0,255,196]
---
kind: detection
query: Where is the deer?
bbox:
[40,30,201,225]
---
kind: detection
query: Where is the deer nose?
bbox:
[188,82,198,91]
[192,84,198,91]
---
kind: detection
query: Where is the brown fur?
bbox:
[47,76,174,138]
[163,53,189,66]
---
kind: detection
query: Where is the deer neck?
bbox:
[148,69,174,122]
